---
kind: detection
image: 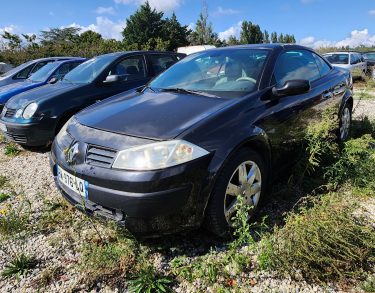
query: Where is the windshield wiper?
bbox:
[161,88,219,98]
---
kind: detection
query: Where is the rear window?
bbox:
[324,54,349,65]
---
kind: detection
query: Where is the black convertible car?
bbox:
[50,44,353,237]
[0,51,183,146]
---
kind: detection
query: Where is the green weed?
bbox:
[0,193,10,203]
[1,253,36,278]
[4,143,21,156]
[128,265,173,293]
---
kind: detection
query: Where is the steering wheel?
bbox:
[236,76,257,83]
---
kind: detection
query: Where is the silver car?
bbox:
[323,52,367,79]
[0,57,77,88]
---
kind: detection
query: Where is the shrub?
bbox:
[325,134,375,192]
[258,193,375,282]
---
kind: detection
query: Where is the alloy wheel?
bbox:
[224,160,262,226]
[340,107,351,140]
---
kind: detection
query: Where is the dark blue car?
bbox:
[0,58,85,110]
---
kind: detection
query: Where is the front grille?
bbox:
[4,108,16,118]
[86,145,117,168]
[5,133,27,144]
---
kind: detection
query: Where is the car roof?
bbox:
[52,58,87,65]
[324,52,361,55]
[96,51,181,58]
[31,56,84,62]
[196,43,314,52]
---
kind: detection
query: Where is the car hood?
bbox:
[76,90,233,140]
[6,82,82,109]
[0,81,43,96]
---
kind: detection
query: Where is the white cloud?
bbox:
[114,0,182,12]
[95,6,115,15]
[65,17,126,40]
[369,9,375,16]
[213,6,239,16]
[300,29,375,48]
[0,25,19,35]
[218,22,242,41]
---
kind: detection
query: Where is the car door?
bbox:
[106,54,150,95]
[259,49,338,170]
[85,55,150,105]
[146,53,179,77]
[350,54,361,78]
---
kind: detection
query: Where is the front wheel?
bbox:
[339,105,352,141]
[204,149,267,237]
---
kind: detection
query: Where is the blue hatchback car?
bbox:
[0,58,85,111]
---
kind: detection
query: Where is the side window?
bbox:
[55,64,71,75]
[313,53,331,77]
[14,64,34,79]
[273,50,320,86]
[69,62,81,71]
[350,54,358,65]
[148,54,177,75]
[30,61,52,75]
[112,55,146,81]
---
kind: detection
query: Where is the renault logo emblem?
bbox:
[66,143,79,164]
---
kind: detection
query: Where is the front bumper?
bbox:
[0,118,55,146]
[50,141,213,236]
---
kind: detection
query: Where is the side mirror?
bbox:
[103,75,120,84]
[272,80,311,97]
[48,77,58,84]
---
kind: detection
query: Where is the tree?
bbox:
[163,13,190,51]
[263,30,270,43]
[1,31,22,50]
[79,30,103,44]
[271,32,278,43]
[40,27,81,45]
[240,21,263,44]
[189,1,219,45]
[240,21,252,44]
[227,35,240,46]
[278,33,284,43]
[122,1,165,50]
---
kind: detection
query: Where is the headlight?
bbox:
[55,117,74,148]
[22,103,38,119]
[15,109,23,118]
[112,140,209,171]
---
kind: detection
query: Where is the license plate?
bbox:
[0,122,6,132]
[57,166,88,198]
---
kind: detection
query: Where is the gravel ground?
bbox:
[0,87,374,293]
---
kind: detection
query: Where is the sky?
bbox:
[0,0,374,48]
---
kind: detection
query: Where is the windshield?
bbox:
[149,49,269,98]
[364,53,375,61]
[0,60,33,77]
[62,55,114,84]
[29,62,59,82]
[324,53,349,65]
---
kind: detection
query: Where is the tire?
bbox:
[204,148,267,238]
[339,104,352,141]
